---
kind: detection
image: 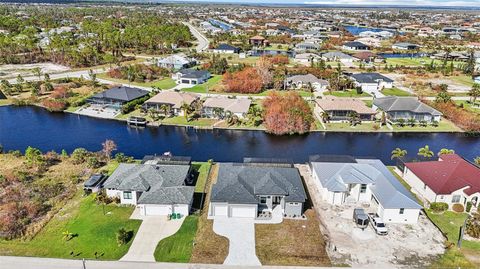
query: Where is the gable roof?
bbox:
[405,154,480,196]
[315,97,376,115]
[177,69,210,79]
[311,158,421,209]
[91,86,149,102]
[203,97,251,114]
[287,74,329,86]
[146,91,199,109]
[321,51,354,60]
[373,96,442,116]
[343,41,369,48]
[157,54,195,66]
[351,73,394,83]
[211,163,307,204]
[103,163,194,205]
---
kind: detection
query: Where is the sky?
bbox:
[169,0,480,7]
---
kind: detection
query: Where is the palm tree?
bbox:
[474,156,480,166]
[347,111,360,126]
[407,118,416,127]
[320,111,330,123]
[469,83,480,106]
[180,103,191,121]
[438,148,455,156]
[212,107,224,119]
[391,148,407,160]
[418,145,434,159]
[160,104,170,118]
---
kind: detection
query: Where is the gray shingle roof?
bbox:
[92,86,149,102]
[103,163,193,205]
[178,69,210,79]
[351,73,394,83]
[211,163,307,204]
[373,96,442,116]
[311,158,421,209]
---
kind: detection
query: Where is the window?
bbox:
[123,191,132,199]
[260,197,267,204]
[423,184,427,190]
[399,208,404,214]
[360,184,367,193]
[452,195,461,203]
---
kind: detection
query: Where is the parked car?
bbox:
[369,213,388,235]
[353,208,369,230]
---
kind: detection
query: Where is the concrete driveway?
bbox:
[212,217,261,266]
[121,211,185,262]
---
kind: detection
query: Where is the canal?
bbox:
[0,106,479,164]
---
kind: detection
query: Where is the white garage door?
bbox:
[230,205,256,218]
[173,204,189,216]
[144,205,171,216]
[212,204,228,216]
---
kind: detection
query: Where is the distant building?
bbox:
[249,35,269,47]
[87,86,149,108]
[350,72,393,92]
[157,54,197,70]
[392,42,420,50]
[286,74,329,91]
[144,91,200,117]
[314,97,376,122]
[321,51,355,63]
[202,97,251,119]
[212,43,240,54]
[172,69,211,85]
[342,41,370,51]
[373,96,442,123]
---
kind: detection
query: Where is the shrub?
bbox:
[116,228,133,246]
[223,67,263,94]
[430,202,448,213]
[466,201,473,213]
[466,212,480,238]
[452,203,465,213]
[42,99,67,112]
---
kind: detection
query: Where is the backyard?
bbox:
[324,90,371,98]
[0,194,141,260]
[97,73,177,89]
[381,87,412,96]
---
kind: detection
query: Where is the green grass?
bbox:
[182,75,222,94]
[381,87,412,96]
[154,215,199,262]
[363,100,373,108]
[324,90,371,98]
[455,100,480,115]
[387,167,423,204]
[385,57,464,68]
[161,116,216,127]
[392,120,461,132]
[264,43,289,51]
[324,122,386,132]
[0,99,12,106]
[97,73,176,90]
[431,248,476,269]
[426,210,468,243]
[0,194,141,260]
[192,162,211,193]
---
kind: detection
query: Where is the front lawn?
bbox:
[154,215,199,263]
[381,87,412,96]
[182,75,223,94]
[255,209,331,266]
[324,90,371,98]
[0,194,141,260]
[391,119,461,132]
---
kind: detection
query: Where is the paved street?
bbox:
[212,217,261,266]
[183,22,209,52]
[120,211,185,262]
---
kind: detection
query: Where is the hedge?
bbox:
[430,202,448,213]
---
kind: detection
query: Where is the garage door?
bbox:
[212,204,228,216]
[230,205,256,218]
[144,205,171,216]
[173,204,189,216]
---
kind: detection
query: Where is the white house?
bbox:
[172,69,211,85]
[310,156,422,224]
[103,158,194,216]
[202,97,251,119]
[402,154,480,210]
[350,72,394,93]
[286,74,329,92]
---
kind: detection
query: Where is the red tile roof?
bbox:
[405,154,480,196]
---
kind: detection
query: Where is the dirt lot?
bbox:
[296,164,446,268]
[0,63,70,79]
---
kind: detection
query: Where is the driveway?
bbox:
[121,210,185,262]
[212,217,261,266]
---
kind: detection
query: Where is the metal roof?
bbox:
[373,96,442,116]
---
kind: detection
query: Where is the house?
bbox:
[309,155,422,224]
[392,42,420,51]
[355,37,381,48]
[212,43,240,54]
[321,51,355,63]
[286,74,329,91]
[208,160,307,219]
[350,73,393,93]
[202,97,251,119]
[103,158,194,216]
[342,41,370,51]
[144,91,200,116]
[373,96,442,123]
[352,52,383,63]
[314,97,376,122]
[172,69,210,85]
[249,35,269,47]
[402,154,480,210]
[295,42,320,51]
[87,86,149,108]
[157,54,197,70]
[294,53,321,65]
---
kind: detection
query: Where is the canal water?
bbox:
[0,106,479,164]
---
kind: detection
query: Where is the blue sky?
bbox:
[170,0,480,7]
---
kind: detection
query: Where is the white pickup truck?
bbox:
[368,214,388,235]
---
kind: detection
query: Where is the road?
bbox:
[183,22,209,52]
[7,68,106,85]
[0,256,344,269]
